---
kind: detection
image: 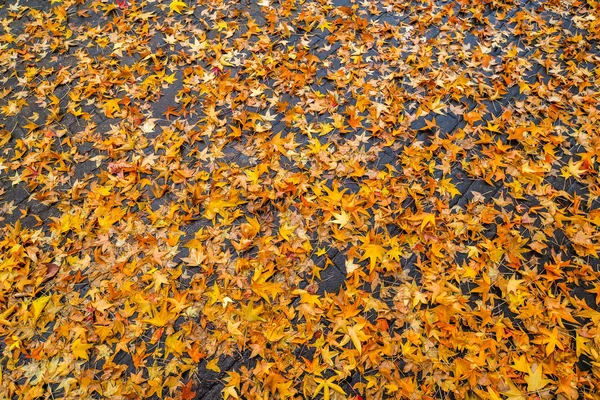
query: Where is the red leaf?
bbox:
[181,380,196,400]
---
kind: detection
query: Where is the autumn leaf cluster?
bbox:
[1,0,600,399]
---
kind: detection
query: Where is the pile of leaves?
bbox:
[1,0,600,398]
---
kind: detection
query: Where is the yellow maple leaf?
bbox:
[314,377,345,400]
[170,0,187,14]
[420,213,436,230]
[576,333,591,357]
[506,277,524,294]
[405,213,436,231]
[518,81,531,93]
[511,354,529,373]
[560,159,586,179]
[162,73,177,84]
[315,247,327,256]
[345,258,360,274]
[143,305,174,327]
[429,97,446,114]
[32,296,51,321]
[331,210,350,228]
[71,338,93,360]
[279,223,296,242]
[206,358,221,372]
[165,331,186,358]
[438,178,461,198]
[223,386,239,399]
[204,197,242,220]
[538,326,564,356]
[525,364,552,393]
[345,322,369,353]
[360,243,386,272]
[0,304,17,326]
[102,98,120,118]
[240,301,265,322]
[501,378,526,400]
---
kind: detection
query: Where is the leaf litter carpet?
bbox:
[1,0,600,398]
